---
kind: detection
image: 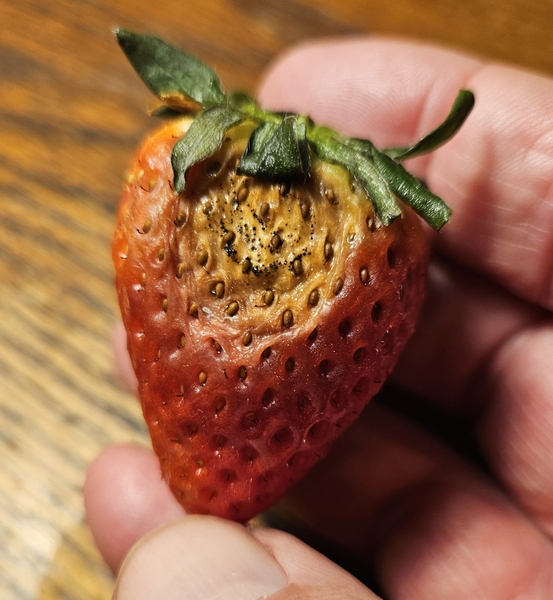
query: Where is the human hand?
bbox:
[85,37,553,599]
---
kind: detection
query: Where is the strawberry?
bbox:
[113,29,474,522]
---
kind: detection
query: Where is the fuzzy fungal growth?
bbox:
[112,29,474,522]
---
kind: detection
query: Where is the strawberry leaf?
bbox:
[238,115,311,179]
[171,106,247,192]
[115,28,226,110]
[385,90,475,161]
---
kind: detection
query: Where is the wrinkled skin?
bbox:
[86,38,553,599]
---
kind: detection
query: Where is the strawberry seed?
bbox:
[213,434,227,450]
[214,397,226,414]
[324,241,334,262]
[197,249,209,266]
[308,288,320,307]
[213,281,225,298]
[282,309,294,328]
[237,186,249,203]
[260,202,270,220]
[242,257,252,274]
[222,231,236,246]
[263,289,275,306]
[226,301,239,316]
[325,188,338,205]
[270,233,283,252]
[300,200,311,219]
[174,211,186,227]
[240,445,258,463]
[292,257,303,276]
[271,427,294,449]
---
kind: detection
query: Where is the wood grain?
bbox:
[1,0,553,598]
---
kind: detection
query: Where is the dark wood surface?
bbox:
[2,1,553,598]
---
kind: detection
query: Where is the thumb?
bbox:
[113,515,377,600]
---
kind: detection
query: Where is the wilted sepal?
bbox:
[115,28,226,111]
[344,138,451,230]
[372,150,452,230]
[171,106,247,193]
[238,115,311,179]
[310,128,402,226]
[385,89,475,161]
[228,92,267,119]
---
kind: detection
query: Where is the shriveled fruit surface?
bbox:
[112,30,474,522]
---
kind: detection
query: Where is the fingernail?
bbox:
[113,515,288,600]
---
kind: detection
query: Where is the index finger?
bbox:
[258,37,553,311]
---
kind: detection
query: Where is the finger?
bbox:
[258,38,553,312]
[391,256,546,414]
[390,246,553,538]
[112,320,138,395]
[475,322,553,534]
[274,402,553,599]
[113,516,377,600]
[83,443,185,572]
[378,475,553,600]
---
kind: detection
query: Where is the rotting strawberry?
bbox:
[112,29,474,522]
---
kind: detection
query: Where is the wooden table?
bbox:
[2,1,553,598]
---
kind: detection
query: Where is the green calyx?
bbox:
[115,28,475,230]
